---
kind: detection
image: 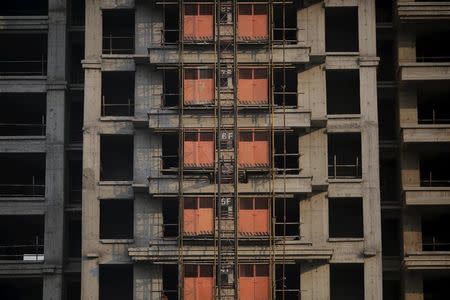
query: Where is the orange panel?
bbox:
[184,265,214,300]
[252,69,268,104]
[254,265,270,300]
[239,265,255,300]
[253,5,268,39]
[184,132,198,167]
[253,131,269,167]
[184,132,214,168]
[238,131,254,167]
[238,4,268,40]
[239,198,255,234]
[184,69,214,105]
[198,197,214,234]
[238,5,253,40]
[183,4,213,41]
[238,69,268,105]
[254,198,269,234]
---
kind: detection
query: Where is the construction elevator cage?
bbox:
[158,0,300,299]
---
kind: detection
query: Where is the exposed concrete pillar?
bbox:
[135,2,163,55]
[300,262,330,300]
[404,271,423,300]
[135,263,163,300]
[299,65,326,121]
[44,0,67,299]
[299,3,325,55]
[402,208,422,254]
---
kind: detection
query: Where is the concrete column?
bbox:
[135,263,163,300]
[299,65,326,121]
[404,271,423,300]
[135,2,163,55]
[299,3,325,55]
[43,0,67,299]
[300,262,330,300]
[402,208,422,254]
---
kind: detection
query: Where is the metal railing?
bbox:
[101,96,134,117]
[102,34,134,54]
[423,237,450,251]
[419,108,450,124]
[421,172,450,187]
[0,57,47,76]
[0,176,45,197]
[328,155,361,179]
[0,116,46,136]
[0,236,44,261]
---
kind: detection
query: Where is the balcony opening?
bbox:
[100,135,133,181]
[383,277,400,300]
[417,31,450,62]
[325,7,359,52]
[163,4,180,44]
[422,214,450,251]
[424,275,450,300]
[239,197,269,236]
[420,153,450,187]
[274,131,299,174]
[68,156,82,204]
[238,4,268,42]
[184,68,215,106]
[0,34,47,76]
[275,264,300,299]
[163,198,179,237]
[69,91,84,144]
[99,264,133,300]
[183,4,214,42]
[102,71,135,116]
[380,158,398,202]
[184,265,214,300]
[273,3,297,44]
[100,199,134,239]
[0,215,44,261]
[239,264,270,300]
[326,70,360,115]
[382,218,400,256]
[102,10,134,55]
[330,264,364,300]
[0,93,46,136]
[328,133,362,179]
[163,265,179,299]
[69,0,85,27]
[162,133,179,171]
[69,32,84,84]
[378,97,397,140]
[65,274,81,300]
[67,215,81,258]
[274,198,300,237]
[377,39,395,82]
[184,130,215,169]
[0,278,43,300]
[238,130,270,168]
[418,87,450,124]
[375,0,392,24]
[274,67,297,107]
[329,198,363,238]
[184,197,214,236]
[238,67,268,106]
[163,69,180,107]
[0,0,47,16]
[0,153,45,197]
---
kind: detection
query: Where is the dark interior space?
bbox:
[375,0,393,23]
[377,39,395,81]
[0,278,43,300]
[329,198,363,238]
[422,214,450,251]
[163,69,180,107]
[163,265,179,299]
[0,0,47,15]
[418,88,450,124]
[69,0,85,27]
[102,10,134,54]
[274,131,299,174]
[378,97,397,140]
[69,91,84,143]
[274,198,300,237]
[68,157,82,204]
[0,34,47,76]
[102,72,135,116]
[163,199,179,237]
[0,153,46,196]
[69,32,85,84]
[275,264,300,299]
[325,7,359,52]
[330,264,364,300]
[382,218,401,256]
[326,70,360,114]
[273,3,297,43]
[99,264,133,300]
[424,275,450,300]
[100,199,134,239]
[274,68,297,107]
[328,133,362,179]
[0,93,46,136]
[162,133,179,170]
[417,31,450,62]
[65,274,81,300]
[0,215,44,260]
[67,215,81,258]
[164,5,180,44]
[383,279,401,300]
[420,153,450,187]
[380,158,398,202]
[100,135,133,181]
